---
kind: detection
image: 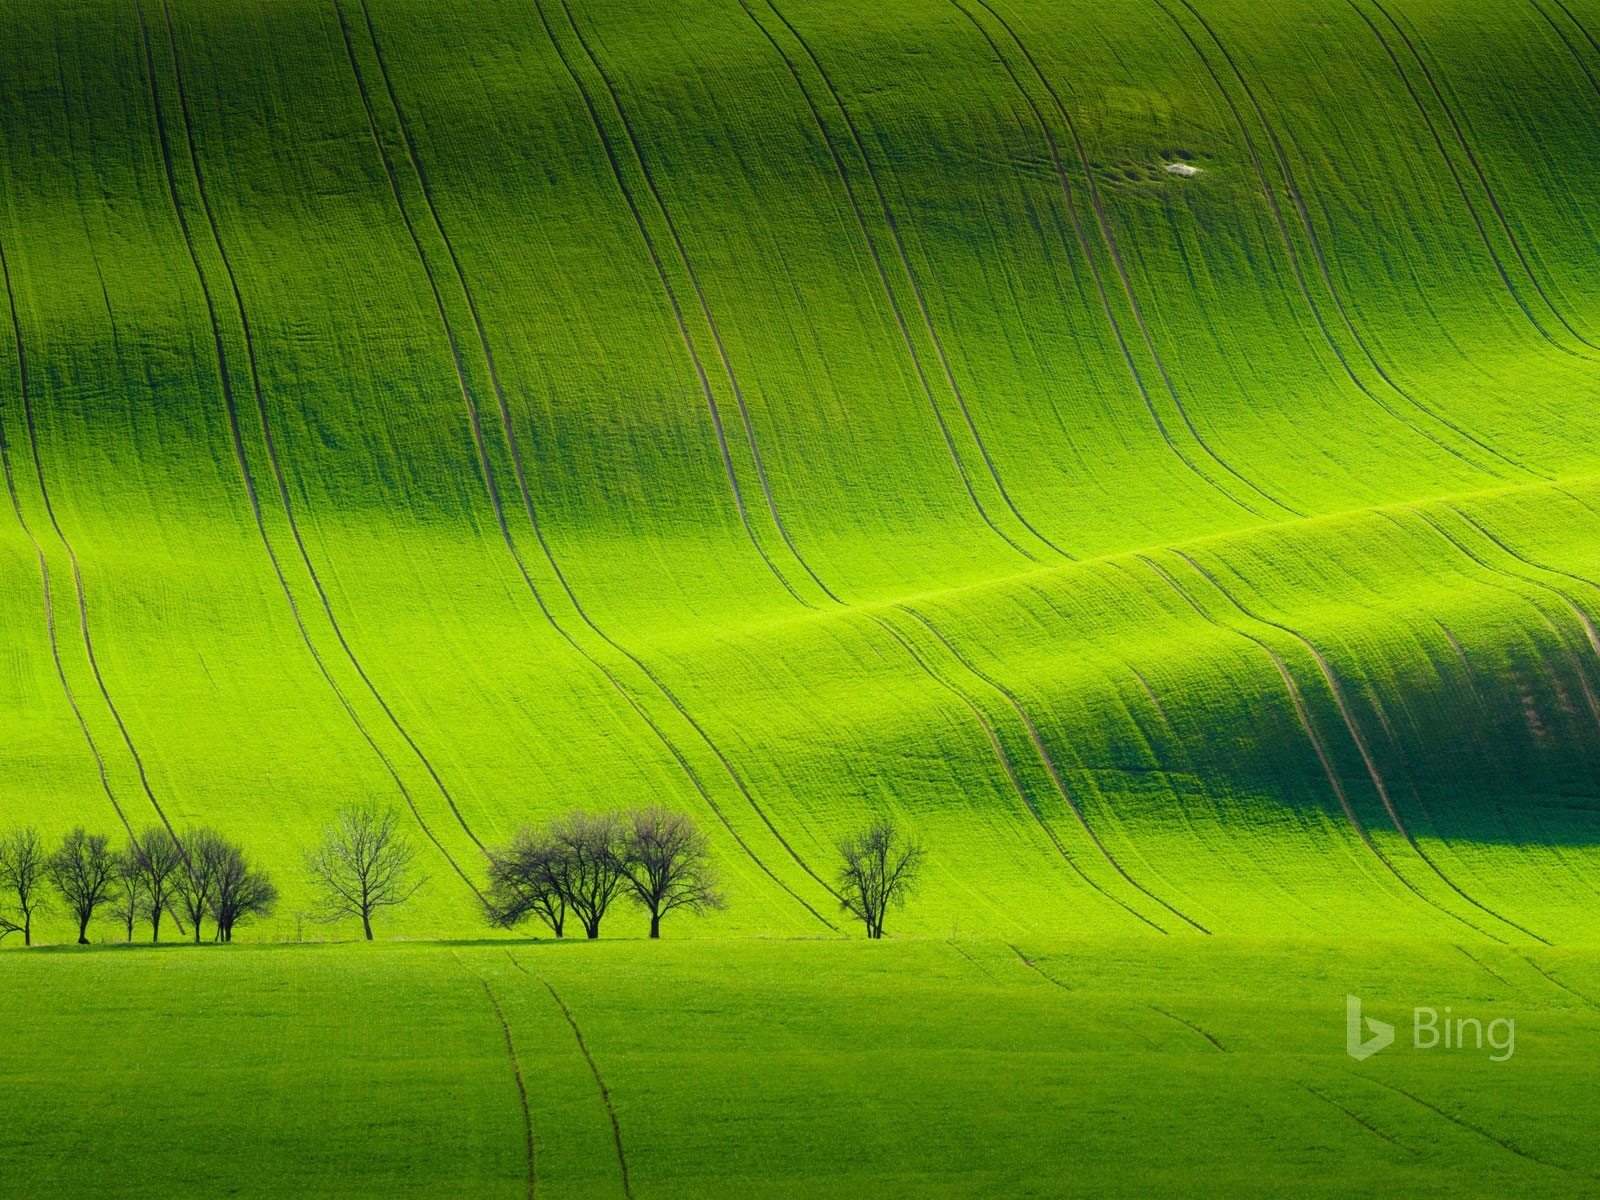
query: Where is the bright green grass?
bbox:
[8,0,1600,1192]
[3,937,1599,1198]
[2,0,1600,945]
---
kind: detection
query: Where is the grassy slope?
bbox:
[0,0,1599,947]
[4,938,1600,1198]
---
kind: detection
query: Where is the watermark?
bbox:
[1346,995,1514,1062]
[1346,994,1394,1060]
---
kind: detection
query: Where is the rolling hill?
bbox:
[4,0,1600,946]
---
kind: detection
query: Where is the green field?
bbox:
[3,0,1600,1191]
[5,937,1600,1198]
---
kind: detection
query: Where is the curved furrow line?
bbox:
[1134,553,1516,942]
[1172,546,1551,941]
[753,0,1070,560]
[1429,614,1594,886]
[1154,0,1541,482]
[758,0,1075,563]
[1454,942,1516,989]
[0,238,132,835]
[1368,0,1600,355]
[1470,488,1600,620]
[894,603,1211,934]
[1149,1003,1227,1052]
[866,610,1169,932]
[526,4,806,610]
[1360,1075,1590,1176]
[1531,0,1600,109]
[747,0,1224,907]
[738,0,1245,894]
[1547,0,1600,83]
[1024,579,1259,901]
[133,0,481,896]
[1133,557,1422,895]
[1010,943,1070,989]
[530,970,634,1200]
[1388,604,1600,909]
[333,0,836,931]
[554,0,844,603]
[969,0,1302,521]
[1404,507,1600,708]
[1431,503,1600,700]
[1299,1082,1419,1153]
[1127,665,1177,732]
[1,220,176,840]
[530,0,825,607]
[1345,0,1599,362]
[946,937,1001,980]
[155,0,488,852]
[943,0,1267,526]
[1433,616,1547,839]
[1163,548,1544,942]
[1107,657,1269,900]
[454,959,536,1200]
[1519,951,1600,1009]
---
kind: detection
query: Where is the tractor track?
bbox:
[337,0,837,931]
[963,0,1300,521]
[135,0,481,894]
[1151,0,1540,482]
[0,236,133,835]
[531,0,822,607]
[2,59,181,843]
[949,0,1269,523]
[750,0,1070,561]
[532,969,633,1200]
[1367,0,1600,356]
[1348,0,1600,362]
[898,603,1210,933]
[1135,552,1521,943]
[1164,547,1545,943]
[454,956,536,1200]
[867,610,1170,933]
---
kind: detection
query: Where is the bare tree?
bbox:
[485,826,568,937]
[616,807,726,938]
[836,817,925,939]
[109,855,144,942]
[173,827,226,944]
[126,826,185,943]
[0,827,47,946]
[547,811,625,939]
[47,828,118,944]
[207,837,277,942]
[304,804,422,940]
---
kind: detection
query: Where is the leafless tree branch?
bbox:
[836,817,925,939]
[304,804,423,940]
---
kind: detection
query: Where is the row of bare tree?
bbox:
[0,825,276,946]
[1,805,927,945]
[485,806,725,939]
[482,809,926,940]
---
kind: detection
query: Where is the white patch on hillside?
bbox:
[1164,162,1201,177]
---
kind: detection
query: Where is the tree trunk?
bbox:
[77,915,89,945]
[193,916,203,944]
[362,911,373,941]
[586,916,600,939]
[649,911,661,939]
[151,908,162,943]
[23,914,30,947]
